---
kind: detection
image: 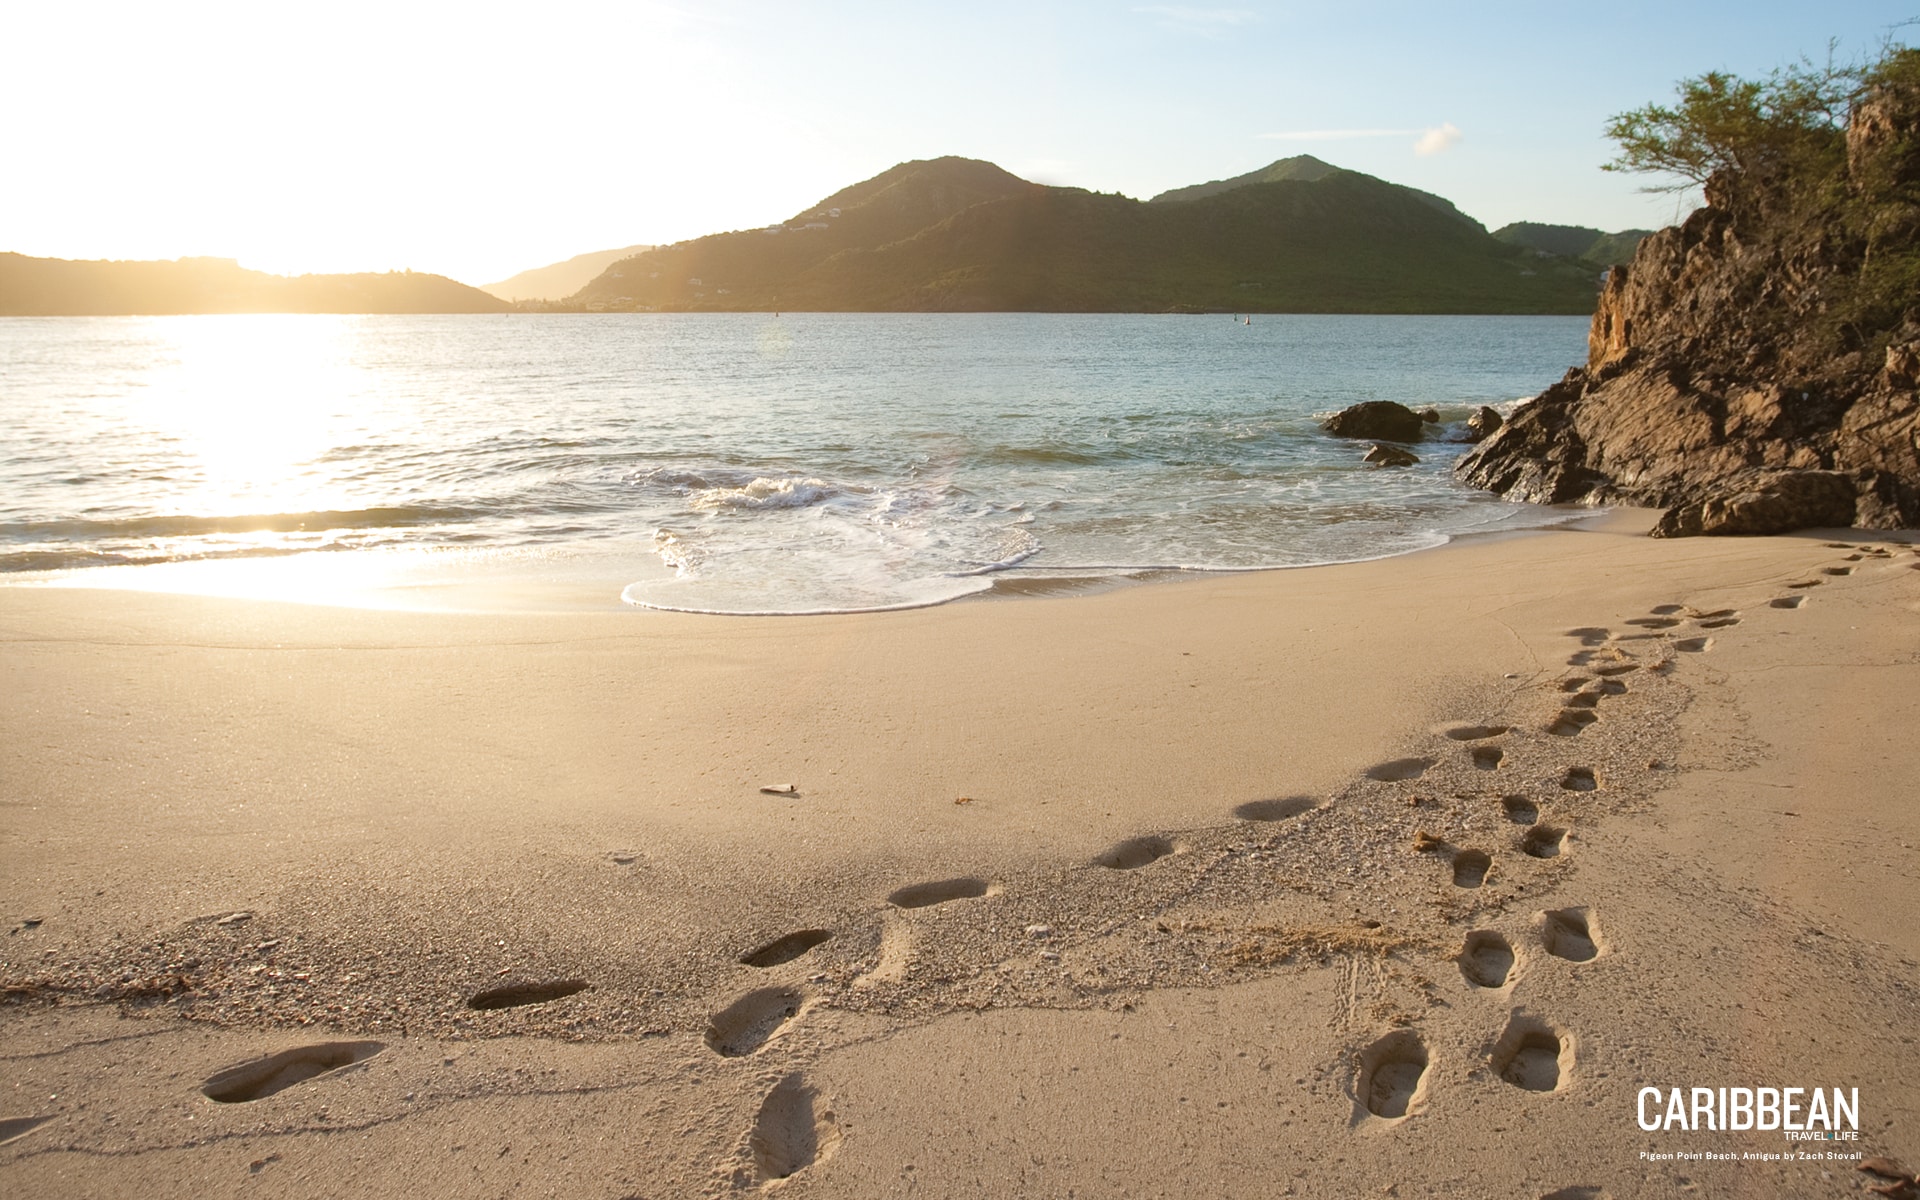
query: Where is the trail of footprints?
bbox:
[58,541,1881,1187]
[1352,541,1883,1136]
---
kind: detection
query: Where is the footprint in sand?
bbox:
[1541,908,1600,962]
[1501,796,1539,824]
[749,1073,841,1181]
[1562,692,1601,709]
[201,1041,386,1103]
[467,980,590,1010]
[1584,677,1628,696]
[1565,627,1611,646]
[1786,578,1823,588]
[1539,1189,1609,1200]
[1769,595,1806,608]
[1558,676,1594,693]
[1233,796,1320,821]
[1697,616,1740,629]
[1824,565,1853,576]
[1650,603,1685,614]
[1452,849,1492,888]
[887,878,989,909]
[1673,636,1713,653]
[1626,617,1681,629]
[1492,1014,1574,1092]
[706,987,803,1057]
[1547,708,1599,737]
[1364,757,1434,783]
[0,1116,51,1145]
[1560,767,1598,791]
[1591,663,1637,677]
[1459,931,1516,988]
[1093,836,1177,870]
[1443,724,1509,741]
[1357,1030,1429,1120]
[1471,745,1504,770]
[1522,824,1568,859]
[740,930,834,969]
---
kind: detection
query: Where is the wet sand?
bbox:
[2,515,1917,1198]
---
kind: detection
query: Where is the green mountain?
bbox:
[0,254,508,315]
[567,156,1603,314]
[481,244,654,302]
[1147,153,1478,229]
[1146,153,1343,202]
[1492,222,1651,266]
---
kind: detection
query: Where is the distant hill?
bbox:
[0,254,508,315]
[1147,154,1342,203]
[481,244,654,302]
[1580,229,1654,267]
[1492,222,1651,267]
[1147,154,1477,230]
[565,155,1604,314]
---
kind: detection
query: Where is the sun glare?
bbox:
[140,315,366,519]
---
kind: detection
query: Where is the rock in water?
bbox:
[1417,407,1441,423]
[1324,401,1424,442]
[1465,406,1503,442]
[1457,62,1920,536]
[1363,443,1420,467]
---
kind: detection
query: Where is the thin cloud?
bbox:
[1134,6,1258,35]
[1258,129,1421,141]
[1415,123,1463,155]
[1256,123,1465,155]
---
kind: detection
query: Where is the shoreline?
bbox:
[3,515,1917,1196]
[2,500,1617,619]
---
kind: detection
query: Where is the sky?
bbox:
[3,2,1915,287]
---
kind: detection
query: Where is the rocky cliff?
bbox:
[1458,58,1920,535]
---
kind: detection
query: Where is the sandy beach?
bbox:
[3,513,1918,1198]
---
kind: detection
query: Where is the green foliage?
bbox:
[1606,40,1920,352]
[1602,54,1855,192]
[1492,222,1607,258]
[1491,223,1649,265]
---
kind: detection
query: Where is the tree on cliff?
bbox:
[1602,42,1920,348]
[1456,36,1920,537]
[1601,52,1858,192]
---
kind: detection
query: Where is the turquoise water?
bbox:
[0,312,1589,613]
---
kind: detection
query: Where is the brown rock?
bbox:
[1465,406,1503,442]
[1887,341,1920,389]
[1324,401,1424,442]
[1651,470,1858,537]
[1416,407,1440,423]
[1363,444,1420,468]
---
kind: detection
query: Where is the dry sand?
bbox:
[2,514,1918,1198]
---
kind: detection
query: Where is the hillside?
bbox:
[481,244,654,302]
[567,156,1603,314]
[1148,154,1478,229]
[1492,221,1651,266]
[1145,154,1342,202]
[0,254,508,315]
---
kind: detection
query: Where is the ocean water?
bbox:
[0,312,1590,613]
